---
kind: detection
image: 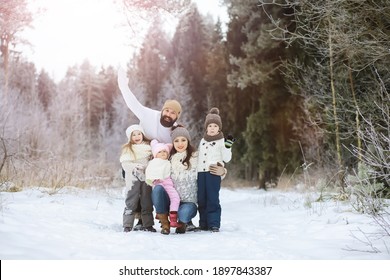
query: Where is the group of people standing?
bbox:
[117,68,235,234]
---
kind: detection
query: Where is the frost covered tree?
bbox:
[0,75,50,186]
[98,66,117,130]
[48,69,88,161]
[121,0,190,21]
[37,69,56,111]
[120,0,191,49]
[258,0,390,190]
[0,0,33,101]
[78,60,106,148]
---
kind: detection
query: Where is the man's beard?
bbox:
[160,115,176,127]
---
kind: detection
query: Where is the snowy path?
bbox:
[0,186,389,260]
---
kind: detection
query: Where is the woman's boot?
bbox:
[175,222,187,234]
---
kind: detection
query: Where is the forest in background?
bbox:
[1,0,389,202]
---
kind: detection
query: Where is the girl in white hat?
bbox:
[120,124,156,232]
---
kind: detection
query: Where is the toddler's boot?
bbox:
[169,211,179,227]
[156,213,170,235]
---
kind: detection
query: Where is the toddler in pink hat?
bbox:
[145,139,180,229]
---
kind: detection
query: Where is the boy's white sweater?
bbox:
[197,138,232,172]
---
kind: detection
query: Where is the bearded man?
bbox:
[117,67,181,143]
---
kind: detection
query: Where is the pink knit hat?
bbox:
[150,139,173,158]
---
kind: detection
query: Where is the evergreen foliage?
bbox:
[224,0,303,187]
[136,16,170,109]
[170,3,209,136]
[37,70,56,111]
[258,0,390,191]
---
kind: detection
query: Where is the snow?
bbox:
[1,186,389,261]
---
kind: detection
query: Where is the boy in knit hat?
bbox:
[117,67,182,143]
[145,139,180,234]
[197,108,233,232]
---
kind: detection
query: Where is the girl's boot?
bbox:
[169,211,179,227]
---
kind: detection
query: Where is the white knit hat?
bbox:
[126,124,145,140]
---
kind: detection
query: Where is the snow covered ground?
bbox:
[1,185,389,260]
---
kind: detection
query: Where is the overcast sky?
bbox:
[20,0,228,81]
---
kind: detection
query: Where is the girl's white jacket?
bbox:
[120,143,151,191]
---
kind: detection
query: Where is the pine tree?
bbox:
[170,3,209,135]
[136,16,170,109]
[37,70,56,111]
[77,61,106,150]
[204,19,229,118]
[98,66,118,130]
[225,0,303,187]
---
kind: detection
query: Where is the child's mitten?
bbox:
[225,134,236,148]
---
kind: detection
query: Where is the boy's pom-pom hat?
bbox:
[150,139,173,158]
[126,124,145,140]
[204,107,222,130]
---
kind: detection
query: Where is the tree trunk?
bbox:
[348,60,362,163]
[1,37,9,103]
[328,18,345,192]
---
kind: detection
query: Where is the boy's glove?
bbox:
[209,162,226,176]
[225,134,236,149]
